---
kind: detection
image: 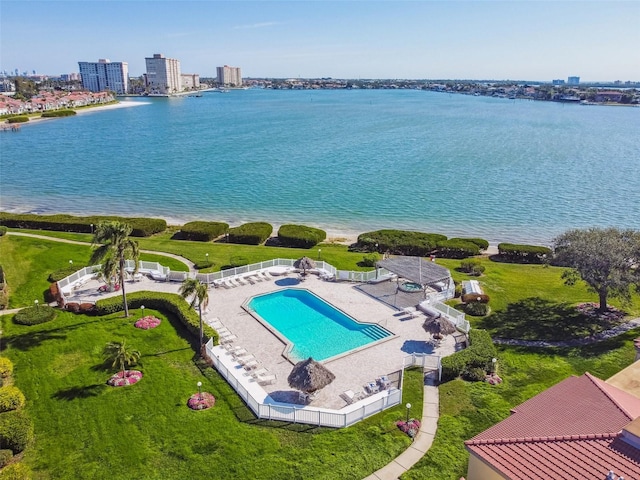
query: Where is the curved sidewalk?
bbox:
[364,370,439,480]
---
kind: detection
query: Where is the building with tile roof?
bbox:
[465,367,640,480]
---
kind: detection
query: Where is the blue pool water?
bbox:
[247,289,391,362]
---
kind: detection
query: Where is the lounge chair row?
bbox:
[214,271,274,289]
[342,375,393,405]
[223,345,277,385]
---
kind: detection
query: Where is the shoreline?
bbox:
[1,100,149,127]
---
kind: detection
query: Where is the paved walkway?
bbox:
[364,369,439,480]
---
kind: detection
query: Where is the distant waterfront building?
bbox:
[145,54,181,94]
[78,59,129,94]
[216,65,242,86]
[568,76,580,85]
[180,73,200,90]
[552,79,565,85]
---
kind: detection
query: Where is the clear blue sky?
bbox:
[1,0,639,81]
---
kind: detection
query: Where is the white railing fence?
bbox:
[403,353,442,383]
[430,301,470,333]
[205,340,402,428]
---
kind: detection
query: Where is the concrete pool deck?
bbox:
[67,271,455,409]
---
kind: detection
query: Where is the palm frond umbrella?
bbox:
[422,316,457,339]
[287,357,335,394]
[294,256,316,275]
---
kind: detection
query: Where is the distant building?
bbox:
[78,59,129,94]
[216,65,242,86]
[568,76,580,85]
[552,79,565,85]
[181,73,200,90]
[145,54,181,94]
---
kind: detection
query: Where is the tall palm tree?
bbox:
[179,278,209,349]
[103,340,141,378]
[91,221,139,317]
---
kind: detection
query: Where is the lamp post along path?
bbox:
[405,402,412,422]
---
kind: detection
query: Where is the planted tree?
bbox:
[103,340,141,379]
[91,221,139,317]
[179,278,209,349]
[553,227,640,312]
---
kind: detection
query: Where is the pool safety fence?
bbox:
[205,340,403,428]
[402,353,442,383]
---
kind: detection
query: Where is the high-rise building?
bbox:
[216,65,242,86]
[567,76,580,85]
[78,59,129,94]
[145,54,181,94]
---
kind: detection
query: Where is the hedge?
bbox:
[0,410,34,454]
[461,293,490,304]
[449,237,489,250]
[0,450,12,468]
[0,212,166,237]
[459,259,485,276]
[0,462,32,480]
[48,265,85,283]
[435,239,480,259]
[278,224,326,248]
[356,230,447,256]
[41,109,76,117]
[13,305,57,326]
[95,291,217,344]
[6,116,28,124]
[497,243,552,264]
[228,222,273,245]
[0,387,25,413]
[0,226,7,236]
[179,221,228,242]
[0,359,13,379]
[441,329,497,382]
[464,302,491,316]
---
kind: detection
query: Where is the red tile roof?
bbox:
[466,373,640,479]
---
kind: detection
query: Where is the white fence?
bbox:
[403,353,442,382]
[205,340,402,428]
[58,266,99,295]
[431,301,470,333]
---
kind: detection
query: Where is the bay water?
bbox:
[1,89,638,245]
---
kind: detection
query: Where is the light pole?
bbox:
[197,381,203,401]
[492,357,497,374]
[317,249,322,260]
[405,402,412,422]
[205,253,209,264]
[34,299,39,310]
[69,260,73,268]
[90,223,94,235]
[141,305,145,318]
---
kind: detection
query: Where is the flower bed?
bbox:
[134,315,161,329]
[576,302,625,322]
[396,419,421,438]
[187,392,215,411]
[107,370,143,387]
[485,373,503,385]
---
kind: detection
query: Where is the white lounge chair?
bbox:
[249,368,269,378]
[257,373,277,385]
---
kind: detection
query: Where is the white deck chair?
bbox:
[257,373,277,385]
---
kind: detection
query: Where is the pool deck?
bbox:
[67,272,456,410]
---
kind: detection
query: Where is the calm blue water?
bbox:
[247,288,391,361]
[1,89,639,244]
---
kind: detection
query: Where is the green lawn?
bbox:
[2,308,423,479]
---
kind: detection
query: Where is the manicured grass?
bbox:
[401,328,640,480]
[1,308,423,479]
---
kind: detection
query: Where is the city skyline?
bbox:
[1,1,639,82]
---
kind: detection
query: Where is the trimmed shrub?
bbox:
[360,252,380,268]
[179,221,228,242]
[65,303,80,313]
[436,239,480,259]
[462,367,486,382]
[440,329,497,382]
[0,449,12,468]
[79,303,96,314]
[0,212,166,237]
[0,410,34,454]
[0,359,13,379]
[464,302,491,316]
[356,230,447,256]
[459,259,485,276]
[95,291,217,344]
[0,226,7,236]
[13,305,56,326]
[48,265,83,283]
[498,243,552,264]
[0,292,7,311]
[450,237,489,250]
[278,224,326,248]
[461,293,490,304]
[0,462,32,480]
[6,116,29,124]
[0,387,25,413]
[228,222,273,245]
[41,109,76,117]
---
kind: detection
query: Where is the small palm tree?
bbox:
[103,340,141,379]
[91,221,139,317]
[179,278,209,349]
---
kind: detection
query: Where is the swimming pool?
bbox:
[246,289,392,362]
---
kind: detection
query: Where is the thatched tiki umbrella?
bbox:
[422,316,457,339]
[287,357,335,394]
[294,256,316,275]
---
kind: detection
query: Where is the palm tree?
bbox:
[179,278,209,349]
[103,340,141,379]
[91,221,139,317]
